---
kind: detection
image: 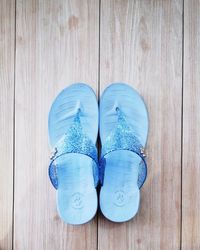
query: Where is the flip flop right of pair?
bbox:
[99,83,148,222]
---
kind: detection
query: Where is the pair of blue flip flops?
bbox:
[48,83,148,225]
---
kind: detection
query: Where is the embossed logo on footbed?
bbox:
[72,192,84,209]
[114,190,126,207]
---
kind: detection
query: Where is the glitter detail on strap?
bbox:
[49,109,98,189]
[99,107,147,188]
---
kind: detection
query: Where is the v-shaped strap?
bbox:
[48,110,98,189]
[99,107,147,188]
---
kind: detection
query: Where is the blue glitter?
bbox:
[49,109,98,189]
[99,107,147,188]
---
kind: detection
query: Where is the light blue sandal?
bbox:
[48,83,98,225]
[99,83,148,222]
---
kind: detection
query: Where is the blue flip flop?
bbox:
[99,83,148,222]
[48,83,99,225]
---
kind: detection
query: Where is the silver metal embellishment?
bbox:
[140,147,147,158]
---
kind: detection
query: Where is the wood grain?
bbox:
[14,0,99,249]
[0,0,15,249]
[1,0,200,249]
[182,1,200,249]
[98,0,183,249]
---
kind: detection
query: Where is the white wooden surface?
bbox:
[0,1,15,249]
[14,0,99,249]
[99,0,182,249]
[1,0,200,249]
[182,0,200,249]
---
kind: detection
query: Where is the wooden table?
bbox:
[0,0,199,249]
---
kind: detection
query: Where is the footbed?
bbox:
[48,83,98,224]
[99,83,148,222]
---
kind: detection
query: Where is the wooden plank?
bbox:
[182,0,200,248]
[14,0,99,249]
[0,0,15,249]
[98,0,183,249]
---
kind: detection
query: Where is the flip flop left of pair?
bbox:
[48,83,98,225]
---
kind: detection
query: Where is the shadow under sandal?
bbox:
[48,83,98,225]
[99,83,148,222]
